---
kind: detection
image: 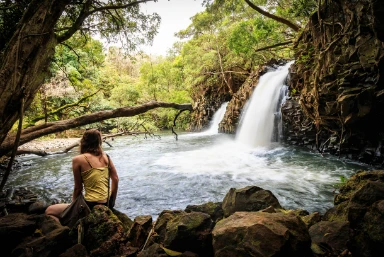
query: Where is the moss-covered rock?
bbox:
[185,201,224,223]
[222,186,282,217]
[163,211,214,257]
[82,205,126,257]
[212,211,311,257]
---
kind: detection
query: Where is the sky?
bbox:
[140,0,205,55]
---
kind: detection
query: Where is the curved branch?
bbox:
[87,0,154,15]
[171,109,191,141]
[244,0,301,32]
[26,89,101,126]
[57,0,92,43]
[0,101,193,157]
[253,40,293,52]
[56,0,156,43]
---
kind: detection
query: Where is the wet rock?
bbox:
[212,211,311,257]
[222,186,282,217]
[309,221,350,256]
[185,201,224,222]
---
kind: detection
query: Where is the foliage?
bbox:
[14,0,318,135]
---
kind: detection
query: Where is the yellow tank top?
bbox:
[81,155,109,202]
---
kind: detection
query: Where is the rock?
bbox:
[127,215,152,248]
[112,208,133,232]
[12,226,71,257]
[301,212,322,228]
[212,211,312,257]
[59,244,89,257]
[0,213,38,256]
[40,215,63,235]
[153,210,184,244]
[309,221,350,256]
[222,186,282,217]
[163,211,214,257]
[185,201,224,222]
[28,200,48,214]
[350,200,384,257]
[137,243,168,257]
[324,170,384,257]
[82,205,126,257]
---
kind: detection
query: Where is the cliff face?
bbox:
[189,72,247,131]
[283,0,384,164]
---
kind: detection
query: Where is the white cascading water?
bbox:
[236,62,293,147]
[199,102,228,135]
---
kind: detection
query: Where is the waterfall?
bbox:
[236,62,292,147]
[200,102,228,135]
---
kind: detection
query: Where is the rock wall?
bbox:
[189,71,247,131]
[283,0,384,165]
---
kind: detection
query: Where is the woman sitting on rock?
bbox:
[45,129,119,222]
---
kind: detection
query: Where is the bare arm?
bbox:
[72,156,83,201]
[108,157,119,208]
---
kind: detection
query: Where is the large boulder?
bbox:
[212,211,311,257]
[323,170,384,257]
[222,186,282,217]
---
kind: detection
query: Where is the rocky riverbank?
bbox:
[1,170,384,257]
[18,138,80,152]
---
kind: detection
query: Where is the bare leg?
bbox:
[45,203,69,223]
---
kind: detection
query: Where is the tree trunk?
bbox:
[0,101,192,157]
[0,0,70,147]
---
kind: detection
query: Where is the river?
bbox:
[8,132,366,219]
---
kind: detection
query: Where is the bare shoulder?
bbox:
[72,154,84,164]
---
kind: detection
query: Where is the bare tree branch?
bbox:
[253,40,293,53]
[0,101,193,157]
[244,0,301,32]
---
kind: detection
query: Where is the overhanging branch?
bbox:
[244,0,301,32]
[253,40,293,53]
[0,101,193,157]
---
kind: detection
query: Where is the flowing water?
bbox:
[237,62,293,147]
[8,62,369,219]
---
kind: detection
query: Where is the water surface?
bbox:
[9,132,367,219]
